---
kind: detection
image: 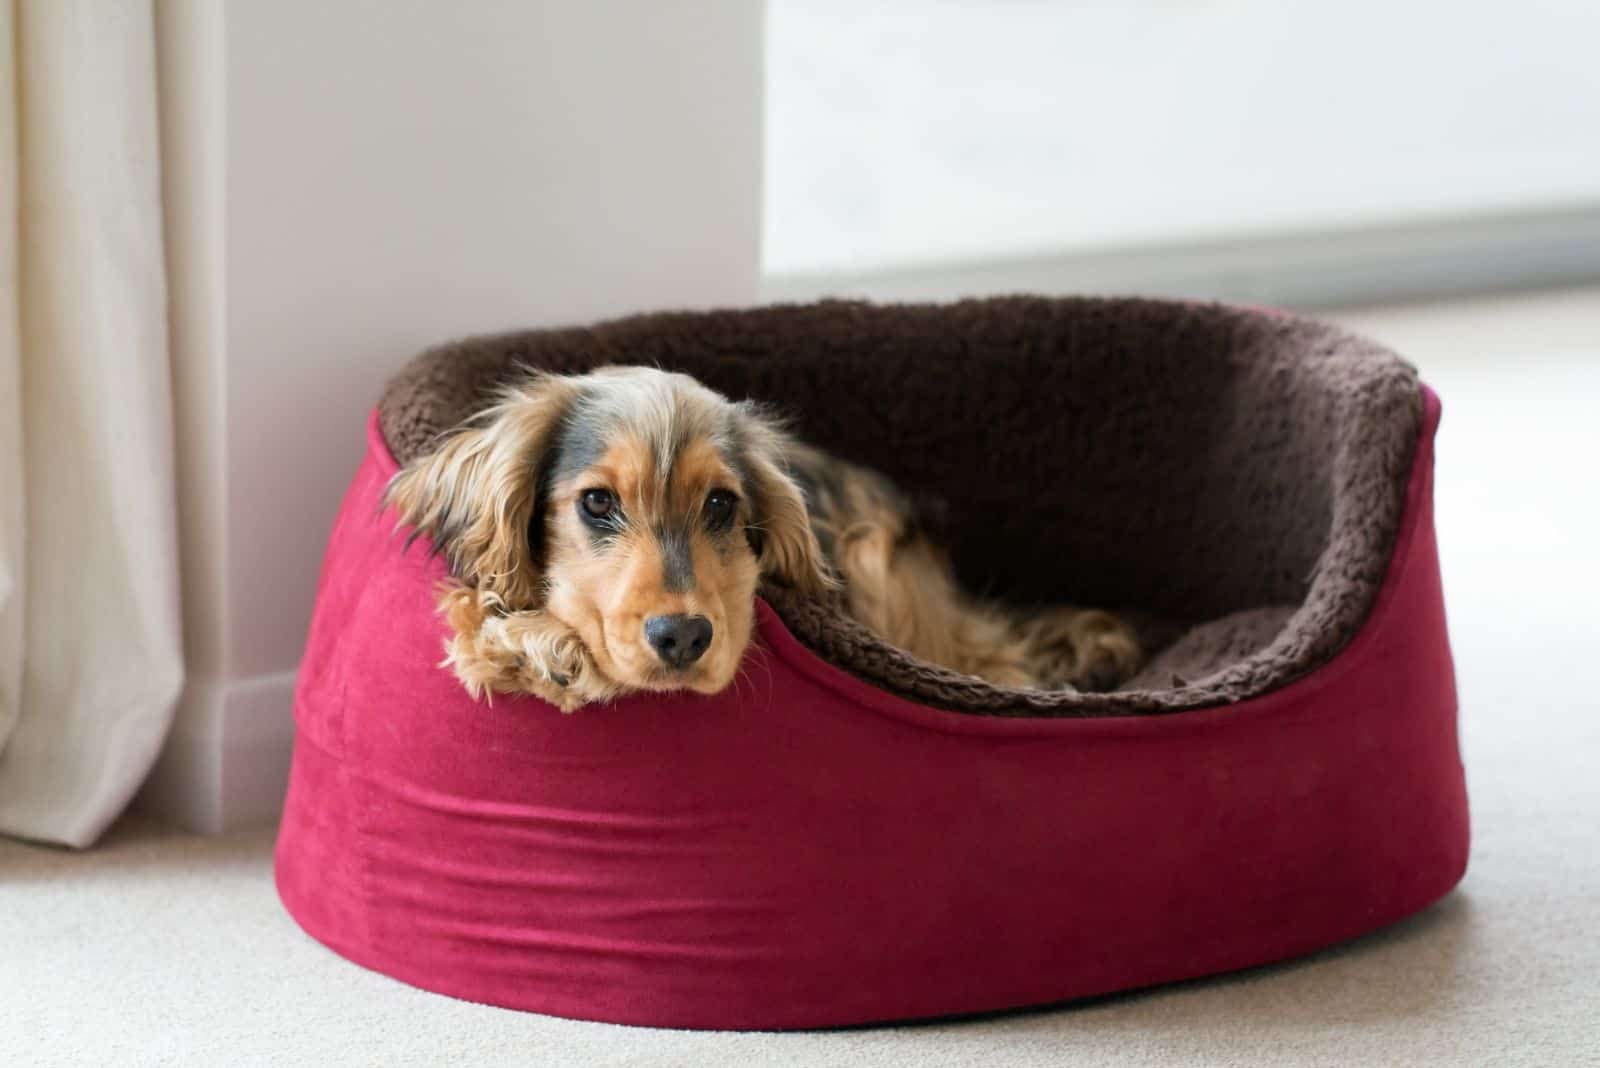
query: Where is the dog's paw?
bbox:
[515,623,587,689]
[1069,616,1143,692]
[528,675,591,714]
[526,653,616,714]
[509,617,620,712]
[1023,608,1143,693]
[444,609,620,712]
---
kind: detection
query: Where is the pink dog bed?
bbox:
[275,299,1467,1029]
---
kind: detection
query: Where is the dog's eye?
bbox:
[704,489,737,530]
[579,489,617,521]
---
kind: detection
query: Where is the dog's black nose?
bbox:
[643,614,713,669]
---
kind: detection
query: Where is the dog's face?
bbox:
[385,366,832,697]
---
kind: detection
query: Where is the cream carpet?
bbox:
[4,287,1598,1067]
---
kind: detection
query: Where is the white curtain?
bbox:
[0,0,183,847]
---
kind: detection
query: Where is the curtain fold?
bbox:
[0,0,184,847]
[1,2,23,774]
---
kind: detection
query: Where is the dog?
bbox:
[384,366,1141,711]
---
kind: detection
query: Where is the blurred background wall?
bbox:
[764,0,1600,305]
[141,0,764,830]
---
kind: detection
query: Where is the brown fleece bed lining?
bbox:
[378,297,1421,716]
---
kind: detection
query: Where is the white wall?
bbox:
[140,0,765,830]
[766,0,1600,278]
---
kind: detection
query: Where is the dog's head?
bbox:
[384,366,834,696]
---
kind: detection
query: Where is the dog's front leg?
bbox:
[438,586,621,711]
[499,609,622,711]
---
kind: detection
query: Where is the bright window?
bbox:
[764,1,1600,278]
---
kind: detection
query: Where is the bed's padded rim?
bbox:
[275,390,1466,1029]
[376,297,1421,715]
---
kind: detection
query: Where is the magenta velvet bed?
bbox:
[274,299,1467,1030]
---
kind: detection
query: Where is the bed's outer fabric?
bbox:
[275,371,1465,1029]
[376,298,1422,715]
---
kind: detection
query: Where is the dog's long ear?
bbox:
[383,374,576,608]
[733,404,836,599]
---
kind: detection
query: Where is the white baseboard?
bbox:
[761,203,1600,310]
[218,670,299,829]
[137,668,297,834]
[138,680,225,833]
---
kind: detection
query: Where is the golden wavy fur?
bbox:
[384,366,1139,710]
